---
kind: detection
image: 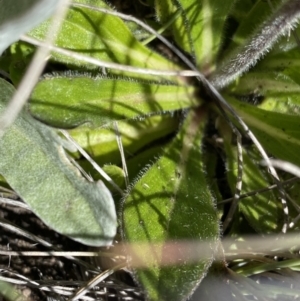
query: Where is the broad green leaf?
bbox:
[30,74,197,128]
[155,0,234,71]
[29,0,181,81]
[243,70,300,115]
[220,121,282,233]
[0,0,59,55]
[69,114,179,182]
[227,96,300,167]
[122,108,220,301]
[0,78,117,246]
[125,144,167,184]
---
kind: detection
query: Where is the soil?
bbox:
[0,200,144,301]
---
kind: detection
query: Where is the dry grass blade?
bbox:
[114,121,129,188]
[0,215,103,273]
[0,217,53,248]
[69,263,125,301]
[60,130,124,195]
[0,197,30,210]
[264,159,300,178]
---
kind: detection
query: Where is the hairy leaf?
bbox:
[224,0,282,55]
[0,79,117,246]
[30,74,197,128]
[122,108,220,301]
[28,0,181,80]
[211,0,300,88]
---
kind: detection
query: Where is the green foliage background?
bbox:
[1,0,300,300]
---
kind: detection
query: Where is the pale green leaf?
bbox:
[0,78,117,246]
[30,74,197,128]
[122,108,220,301]
[68,114,179,165]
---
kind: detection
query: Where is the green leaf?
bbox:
[68,114,179,166]
[30,74,197,128]
[29,0,181,80]
[0,78,117,246]
[102,164,125,188]
[227,96,300,167]
[229,71,300,97]
[0,0,58,55]
[227,66,300,115]
[258,94,300,116]
[0,42,35,86]
[125,144,166,183]
[155,0,234,71]
[122,108,220,301]
[253,48,300,73]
